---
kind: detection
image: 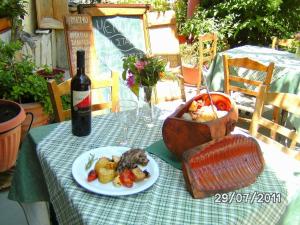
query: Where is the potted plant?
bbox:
[0,0,27,40]
[174,0,188,44]
[0,40,52,139]
[37,64,65,80]
[0,100,26,172]
[180,41,200,85]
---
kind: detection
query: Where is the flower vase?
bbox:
[138,85,157,127]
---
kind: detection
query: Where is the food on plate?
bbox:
[86,148,150,188]
[182,100,228,122]
[97,167,116,184]
[87,170,97,182]
[116,148,149,173]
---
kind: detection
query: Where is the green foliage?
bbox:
[0,0,28,41]
[0,40,52,115]
[200,0,300,47]
[174,0,187,33]
[0,0,27,18]
[116,0,172,11]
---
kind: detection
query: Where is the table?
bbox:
[208,45,300,94]
[207,45,300,130]
[9,112,300,225]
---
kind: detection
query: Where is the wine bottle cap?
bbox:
[77,50,85,69]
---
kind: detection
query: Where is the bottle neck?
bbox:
[77,66,85,75]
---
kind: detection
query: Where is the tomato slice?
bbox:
[119,169,135,188]
[87,170,98,182]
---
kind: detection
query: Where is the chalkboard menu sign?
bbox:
[63,14,96,77]
[79,4,150,76]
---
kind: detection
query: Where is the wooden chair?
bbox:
[271,37,294,50]
[48,72,119,122]
[223,55,274,124]
[249,85,300,160]
[197,33,218,92]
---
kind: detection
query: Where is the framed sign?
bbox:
[79,4,151,76]
[64,14,97,77]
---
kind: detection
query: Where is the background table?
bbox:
[208,45,300,94]
[207,45,300,131]
[9,112,300,225]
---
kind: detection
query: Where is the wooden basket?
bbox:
[162,92,238,159]
[182,134,265,199]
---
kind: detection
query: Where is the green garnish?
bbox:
[85,153,96,170]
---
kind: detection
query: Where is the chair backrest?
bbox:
[48,71,119,122]
[271,37,294,50]
[197,33,218,91]
[249,85,300,160]
[223,55,274,97]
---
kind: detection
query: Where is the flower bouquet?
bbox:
[122,54,168,125]
[122,54,167,96]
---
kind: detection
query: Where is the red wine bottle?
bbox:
[71,50,91,136]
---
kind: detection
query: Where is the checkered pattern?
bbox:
[224,45,300,89]
[37,112,289,225]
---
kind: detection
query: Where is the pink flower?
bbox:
[134,60,147,72]
[126,71,135,87]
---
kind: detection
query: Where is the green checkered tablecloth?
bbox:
[34,112,294,225]
[208,45,300,94]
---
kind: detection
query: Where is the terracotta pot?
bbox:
[182,64,199,85]
[162,92,238,159]
[20,102,49,140]
[0,17,11,32]
[177,35,187,44]
[0,100,26,172]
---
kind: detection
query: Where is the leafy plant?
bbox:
[0,40,52,115]
[0,0,28,41]
[180,42,200,66]
[174,0,188,36]
[116,0,172,12]
[200,0,300,47]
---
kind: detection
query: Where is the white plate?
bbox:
[72,146,159,196]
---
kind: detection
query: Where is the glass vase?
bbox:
[138,85,157,127]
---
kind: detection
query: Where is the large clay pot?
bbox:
[21,102,49,140]
[162,92,238,159]
[0,100,26,172]
[0,17,11,32]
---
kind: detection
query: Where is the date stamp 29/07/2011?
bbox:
[214,192,282,204]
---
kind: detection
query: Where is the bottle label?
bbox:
[73,90,91,109]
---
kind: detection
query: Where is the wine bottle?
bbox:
[71,50,91,136]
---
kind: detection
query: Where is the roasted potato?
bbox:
[131,167,146,182]
[94,157,110,171]
[97,168,116,184]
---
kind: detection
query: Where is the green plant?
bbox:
[116,0,172,12]
[0,40,52,115]
[122,54,167,96]
[180,42,199,66]
[200,0,300,47]
[174,0,188,35]
[0,0,28,41]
